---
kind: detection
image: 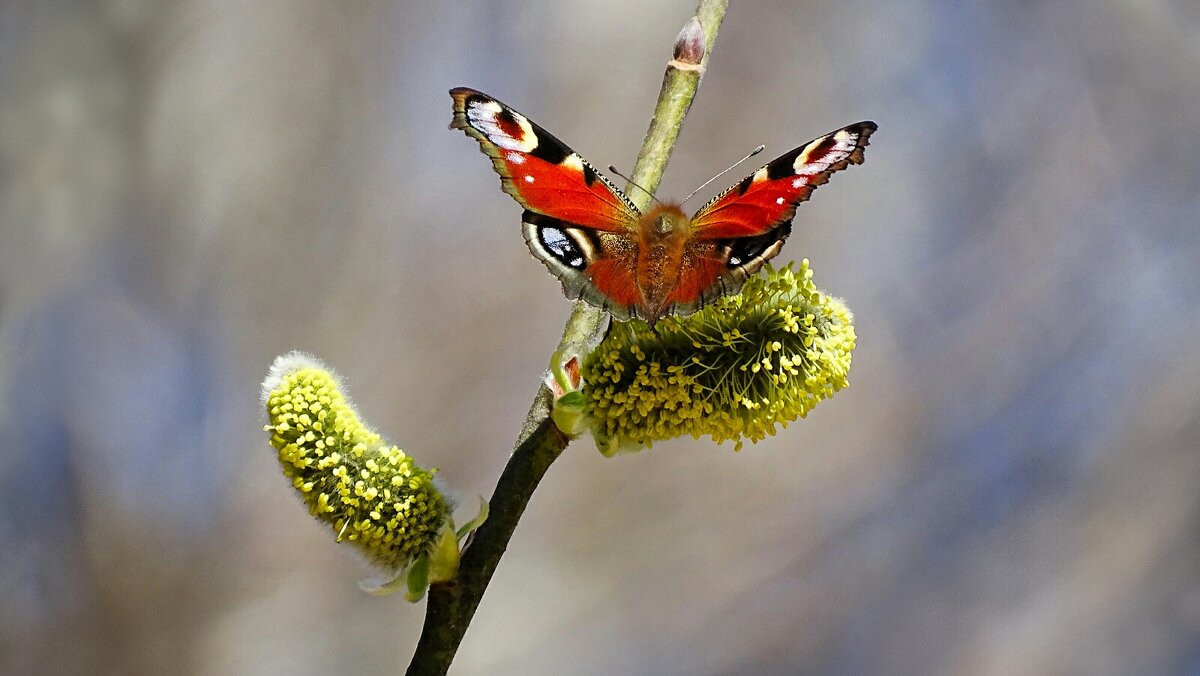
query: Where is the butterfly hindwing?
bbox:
[655,221,793,317]
[521,211,641,320]
[689,121,876,240]
[450,88,640,232]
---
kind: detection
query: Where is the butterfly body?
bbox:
[633,204,691,318]
[450,87,874,324]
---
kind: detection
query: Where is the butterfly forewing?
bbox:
[689,122,877,240]
[449,88,639,232]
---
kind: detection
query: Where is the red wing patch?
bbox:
[450,88,639,232]
[689,122,876,239]
[587,259,643,311]
[665,242,728,308]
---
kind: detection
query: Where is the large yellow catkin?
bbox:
[581,261,855,453]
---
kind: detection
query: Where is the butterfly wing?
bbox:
[521,214,643,320]
[689,122,876,239]
[450,88,640,231]
[450,87,643,317]
[659,232,794,317]
[664,121,877,314]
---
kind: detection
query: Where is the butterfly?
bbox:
[450,87,875,324]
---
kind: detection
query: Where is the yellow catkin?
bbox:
[581,261,855,453]
[262,355,448,570]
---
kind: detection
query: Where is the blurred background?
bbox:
[2,1,1199,674]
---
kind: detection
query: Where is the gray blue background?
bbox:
[2,1,1198,674]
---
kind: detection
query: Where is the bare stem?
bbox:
[405,3,728,674]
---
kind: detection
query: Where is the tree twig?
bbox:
[405,3,728,673]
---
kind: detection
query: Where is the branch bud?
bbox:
[670,16,706,71]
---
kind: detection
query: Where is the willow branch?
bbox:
[406,3,728,674]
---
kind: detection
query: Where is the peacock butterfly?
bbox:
[450,87,875,324]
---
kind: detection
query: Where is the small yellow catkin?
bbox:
[262,354,449,571]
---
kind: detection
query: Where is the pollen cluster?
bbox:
[581,261,855,453]
[262,354,448,570]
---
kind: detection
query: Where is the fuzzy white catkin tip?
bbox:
[260,351,326,404]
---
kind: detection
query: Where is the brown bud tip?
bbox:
[672,16,705,66]
[565,356,581,389]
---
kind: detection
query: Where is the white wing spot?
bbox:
[776,197,785,205]
[792,178,805,188]
[794,134,854,173]
[466,100,538,152]
[524,175,535,183]
[507,152,526,165]
[471,101,503,116]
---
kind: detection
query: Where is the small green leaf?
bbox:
[551,390,588,436]
[427,528,461,584]
[405,554,431,602]
[456,496,490,543]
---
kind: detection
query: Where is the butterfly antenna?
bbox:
[607,165,665,207]
[681,144,766,205]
